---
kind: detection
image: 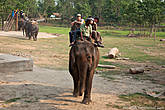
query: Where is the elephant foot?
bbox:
[79,92,83,96]
[33,37,37,41]
[73,92,79,97]
[82,98,92,105]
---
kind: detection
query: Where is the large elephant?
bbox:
[18,19,26,31]
[24,21,39,41]
[69,40,99,104]
[18,18,29,37]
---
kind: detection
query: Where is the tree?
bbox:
[74,1,91,19]
[142,0,165,38]
[37,0,56,17]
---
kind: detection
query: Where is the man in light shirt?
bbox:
[69,14,84,46]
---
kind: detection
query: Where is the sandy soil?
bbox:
[0,31,57,39]
[0,66,164,110]
[0,31,164,110]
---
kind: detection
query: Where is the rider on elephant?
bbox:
[91,17,104,47]
[79,18,93,42]
[69,14,84,46]
[70,17,104,48]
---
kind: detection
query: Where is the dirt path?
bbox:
[0,31,57,38]
[0,31,164,109]
[0,66,164,110]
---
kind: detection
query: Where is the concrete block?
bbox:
[0,53,33,73]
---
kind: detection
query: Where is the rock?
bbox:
[129,67,144,74]
[127,33,136,37]
[161,65,165,68]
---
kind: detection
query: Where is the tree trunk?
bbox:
[27,8,30,17]
[139,24,141,37]
[98,64,116,69]
[150,24,154,37]
[143,24,146,37]
[1,16,4,31]
[154,25,156,41]
[108,48,119,58]
[160,39,165,41]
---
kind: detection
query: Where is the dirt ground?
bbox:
[0,66,164,110]
[0,31,165,110]
[0,31,57,39]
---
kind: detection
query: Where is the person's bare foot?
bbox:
[69,42,74,47]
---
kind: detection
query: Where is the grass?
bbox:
[0,25,165,70]
[100,35,165,65]
[28,25,165,67]
[5,98,21,103]
[0,33,70,70]
[39,25,70,35]
[0,25,165,109]
[118,93,165,110]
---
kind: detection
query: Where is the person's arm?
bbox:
[80,25,84,41]
[76,21,83,25]
[71,20,76,26]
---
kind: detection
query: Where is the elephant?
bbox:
[24,21,39,41]
[18,18,29,37]
[69,40,99,104]
[28,21,39,41]
[18,19,26,31]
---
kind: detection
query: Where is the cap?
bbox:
[86,18,94,21]
[77,14,81,17]
[85,18,94,22]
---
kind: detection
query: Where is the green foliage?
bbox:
[124,0,165,25]
[1,0,165,25]
[0,0,38,18]
[74,1,91,19]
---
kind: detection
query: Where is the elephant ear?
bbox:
[70,46,76,64]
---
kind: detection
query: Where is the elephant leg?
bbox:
[69,56,80,97]
[32,33,35,41]
[71,66,80,97]
[82,69,94,104]
[73,73,80,97]
[25,30,28,37]
[79,65,88,96]
[34,32,38,41]
[23,29,24,36]
[28,34,31,40]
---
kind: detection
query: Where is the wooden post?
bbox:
[15,12,18,31]
[1,16,4,31]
